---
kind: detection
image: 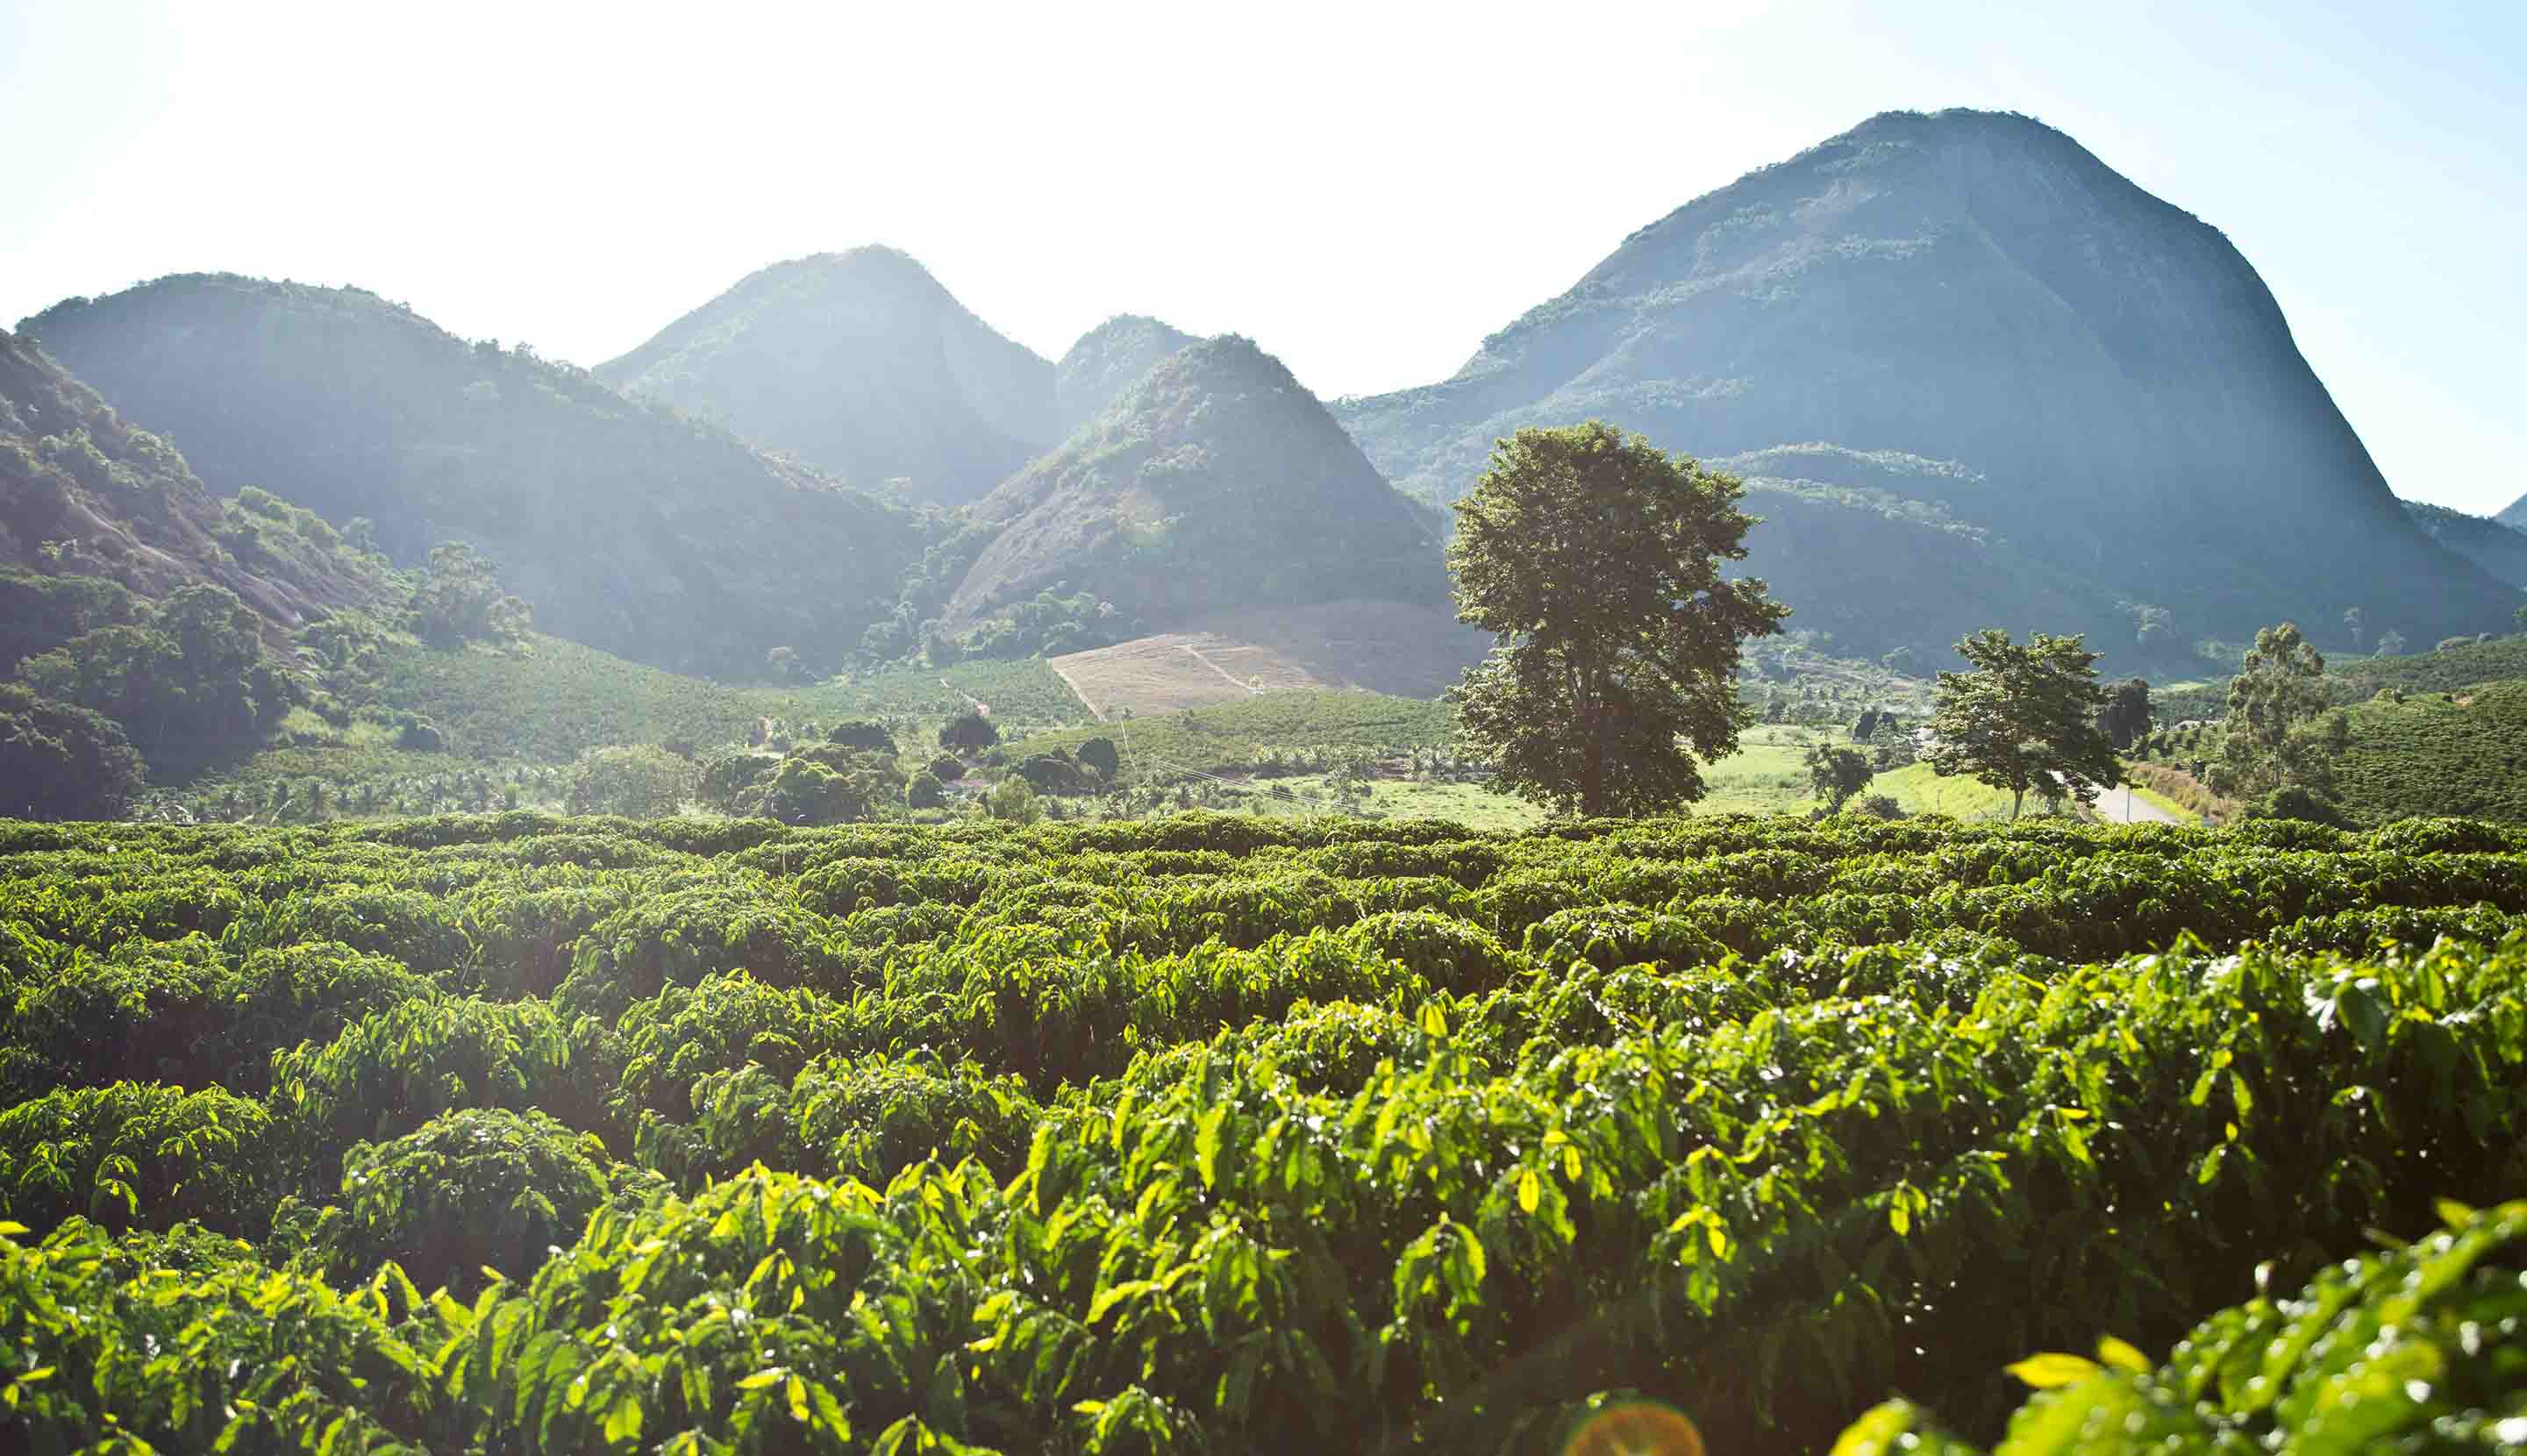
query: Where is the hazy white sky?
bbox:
[4,0,2522,513]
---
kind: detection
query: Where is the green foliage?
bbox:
[0,681,146,818]
[909,770,947,810]
[748,746,907,826]
[327,1106,623,1293]
[2214,622,2344,797]
[1007,690,1454,789]
[1447,422,1788,817]
[410,541,532,650]
[18,583,302,774]
[1077,736,1121,780]
[0,567,143,674]
[1834,1199,2527,1456]
[939,709,999,753]
[985,776,1040,824]
[2,812,2525,1452]
[1804,743,1874,812]
[828,718,898,754]
[1926,630,2120,817]
[566,743,696,817]
[2331,681,2527,826]
[0,1082,272,1231]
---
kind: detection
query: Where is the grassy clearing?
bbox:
[1007,691,1458,787]
[375,637,1090,762]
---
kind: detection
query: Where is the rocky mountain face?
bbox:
[0,329,393,648]
[2404,500,2527,592]
[2501,493,2527,531]
[21,275,940,676]
[946,336,1446,633]
[596,247,1056,508]
[1055,315,1195,435]
[1333,108,2516,669]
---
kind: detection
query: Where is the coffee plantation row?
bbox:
[2,809,2523,1454]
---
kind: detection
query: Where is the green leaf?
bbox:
[1516,1169,1540,1215]
[2096,1336,2150,1374]
[2006,1353,2102,1388]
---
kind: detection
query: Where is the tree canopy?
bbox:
[1924,629,2120,817]
[1446,422,1788,817]
[2213,623,2346,799]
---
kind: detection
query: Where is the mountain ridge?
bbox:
[596,246,1055,507]
[946,334,1447,634]
[21,275,941,676]
[1334,107,2516,667]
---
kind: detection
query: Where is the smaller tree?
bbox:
[765,646,802,682]
[985,776,1040,825]
[1804,743,1873,813]
[410,542,532,651]
[567,745,696,817]
[827,718,896,754]
[2096,677,2152,750]
[939,710,999,753]
[907,770,946,810]
[2214,624,2342,797]
[2374,628,2407,656]
[1924,630,2120,818]
[2341,605,2366,651]
[1077,736,1121,781]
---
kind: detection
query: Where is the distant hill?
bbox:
[20,275,939,676]
[1055,315,1195,435]
[2502,493,2527,531]
[946,336,1447,636]
[596,247,1055,507]
[2402,499,2527,591]
[1333,108,2515,670]
[1,328,393,652]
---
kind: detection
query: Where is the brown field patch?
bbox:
[1049,600,1487,721]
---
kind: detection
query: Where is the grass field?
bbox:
[1007,689,1460,787]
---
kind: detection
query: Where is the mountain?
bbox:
[1333,108,2516,668]
[1,328,393,653]
[2403,500,2527,591]
[945,336,1447,634]
[19,275,939,676]
[1055,315,1195,435]
[596,247,1055,507]
[2502,493,2527,531]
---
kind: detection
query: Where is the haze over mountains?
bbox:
[20,275,936,674]
[1,328,395,646]
[947,335,1446,632]
[595,248,1057,509]
[5,106,2516,697]
[1335,107,2516,664]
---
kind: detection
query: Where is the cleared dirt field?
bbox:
[1049,599,1487,720]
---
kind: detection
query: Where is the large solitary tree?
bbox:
[1447,422,1788,817]
[1925,630,2120,817]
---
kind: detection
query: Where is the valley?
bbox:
[4,83,2525,1456]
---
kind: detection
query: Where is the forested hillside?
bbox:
[20,275,941,677]
[1054,314,1195,434]
[0,331,396,646]
[948,336,1448,635]
[596,247,1058,508]
[2407,497,2527,588]
[1333,108,2516,670]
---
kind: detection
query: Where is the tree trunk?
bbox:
[2011,785,2024,819]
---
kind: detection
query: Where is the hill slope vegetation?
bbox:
[1,329,396,649]
[20,275,939,676]
[1054,314,1195,434]
[596,247,1056,507]
[947,335,1448,634]
[1333,107,2514,669]
[2405,497,2527,589]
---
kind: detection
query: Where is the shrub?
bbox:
[326,1106,623,1292]
[565,743,695,817]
